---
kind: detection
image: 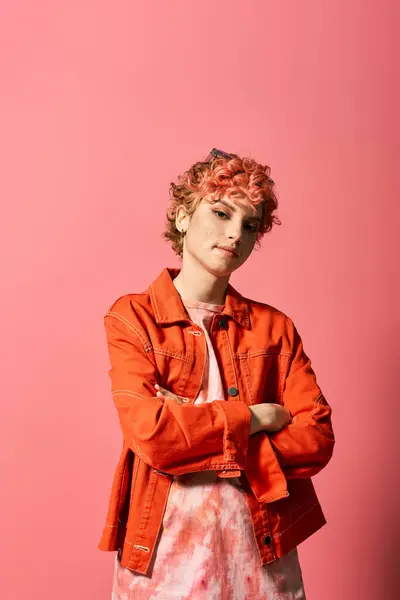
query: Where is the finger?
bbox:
[156,389,176,399]
[154,384,187,403]
[156,386,181,400]
[155,391,184,404]
[155,384,173,396]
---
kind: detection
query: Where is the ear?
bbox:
[175,205,190,232]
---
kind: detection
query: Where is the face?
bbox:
[176,195,263,276]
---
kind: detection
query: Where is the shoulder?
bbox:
[243,295,302,353]
[105,291,151,318]
[103,292,154,342]
[245,295,296,331]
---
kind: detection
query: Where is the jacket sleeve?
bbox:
[257,318,335,481]
[244,317,335,501]
[104,306,252,475]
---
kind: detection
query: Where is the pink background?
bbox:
[1,1,398,598]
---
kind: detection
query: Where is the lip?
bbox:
[216,245,238,257]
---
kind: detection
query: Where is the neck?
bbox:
[172,264,229,305]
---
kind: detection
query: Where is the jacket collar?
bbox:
[148,267,252,329]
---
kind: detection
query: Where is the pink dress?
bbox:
[111,298,306,599]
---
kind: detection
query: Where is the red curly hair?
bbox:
[162,149,281,258]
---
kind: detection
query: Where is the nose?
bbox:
[226,219,244,243]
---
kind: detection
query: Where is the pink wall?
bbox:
[1,1,398,598]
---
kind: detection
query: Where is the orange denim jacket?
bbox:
[97,266,335,575]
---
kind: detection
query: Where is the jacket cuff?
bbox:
[213,400,252,469]
[244,432,289,503]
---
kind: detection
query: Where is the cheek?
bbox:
[240,241,256,260]
[190,219,219,244]
[187,229,214,253]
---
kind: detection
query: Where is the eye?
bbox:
[213,210,228,219]
[213,210,259,232]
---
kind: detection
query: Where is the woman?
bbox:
[98,148,335,599]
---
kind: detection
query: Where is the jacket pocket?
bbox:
[240,351,289,405]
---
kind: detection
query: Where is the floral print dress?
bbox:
[111,298,306,600]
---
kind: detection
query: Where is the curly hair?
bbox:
[162,149,282,258]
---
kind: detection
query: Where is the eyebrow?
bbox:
[215,199,262,223]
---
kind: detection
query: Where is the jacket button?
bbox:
[218,317,228,329]
[228,386,239,396]
[264,535,272,546]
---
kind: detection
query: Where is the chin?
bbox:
[208,260,239,277]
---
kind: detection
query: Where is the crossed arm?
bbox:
[104,303,335,494]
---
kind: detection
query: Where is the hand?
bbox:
[249,403,292,435]
[154,383,189,405]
